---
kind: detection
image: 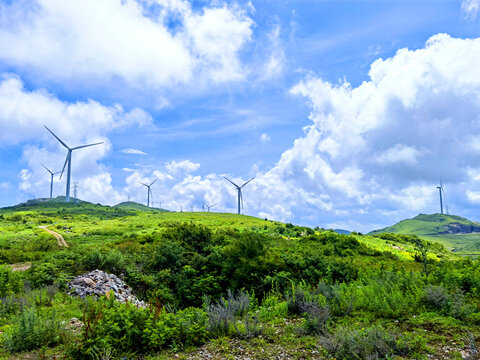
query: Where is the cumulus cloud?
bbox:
[0,74,152,144]
[278,33,480,228]
[462,0,480,19]
[165,160,200,175]
[0,0,254,89]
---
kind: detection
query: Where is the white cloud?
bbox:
[462,0,480,19]
[373,144,426,165]
[0,74,152,145]
[165,160,200,175]
[121,148,147,155]
[260,133,271,143]
[261,24,285,80]
[0,0,254,89]
[466,189,480,204]
[279,33,480,228]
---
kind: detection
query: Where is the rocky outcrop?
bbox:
[68,270,145,307]
[439,223,480,234]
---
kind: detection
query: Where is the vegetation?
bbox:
[0,200,479,358]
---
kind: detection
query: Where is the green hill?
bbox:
[370,213,480,254]
[0,202,479,358]
[113,201,167,212]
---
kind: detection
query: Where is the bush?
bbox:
[143,307,208,350]
[423,285,450,311]
[298,301,330,336]
[79,296,208,355]
[319,325,419,359]
[206,290,250,336]
[3,308,61,353]
[0,266,23,297]
[28,262,58,288]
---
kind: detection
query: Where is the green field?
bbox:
[0,200,479,359]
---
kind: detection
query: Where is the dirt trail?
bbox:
[39,225,69,248]
[9,262,32,271]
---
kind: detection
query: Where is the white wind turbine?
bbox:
[44,126,103,203]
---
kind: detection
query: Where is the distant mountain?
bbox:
[113,201,167,212]
[334,229,351,235]
[2,196,87,209]
[369,213,480,236]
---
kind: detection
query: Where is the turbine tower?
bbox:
[224,176,255,214]
[41,164,61,199]
[202,202,217,212]
[139,179,157,207]
[44,126,103,203]
[436,180,444,215]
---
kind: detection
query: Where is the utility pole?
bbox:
[73,181,79,202]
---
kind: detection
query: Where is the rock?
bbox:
[68,270,144,307]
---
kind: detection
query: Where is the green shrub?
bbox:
[206,290,250,337]
[0,266,23,297]
[298,301,330,336]
[3,308,61,353]
[79,296,208,354]
[28,262,58,288]
[144,307,208,350]
[319,325,423,359]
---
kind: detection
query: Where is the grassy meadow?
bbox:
[0,200,479,359]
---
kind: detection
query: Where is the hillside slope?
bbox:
[370,213,480,254]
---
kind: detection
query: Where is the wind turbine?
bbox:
[224,176,255,214]
[436,179,444,215]
[202,202,217,212]
[41,164,61,199]
[139,179,157,207]
[44,126,103,203]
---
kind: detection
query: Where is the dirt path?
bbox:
[39,225,69,248]
[9,262,32,271]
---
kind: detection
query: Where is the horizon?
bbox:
[1,0,480,232]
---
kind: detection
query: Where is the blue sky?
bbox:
[1,0,480,231]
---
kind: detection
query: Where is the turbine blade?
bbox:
[138,182,148,187]
[240,176,255,188]
[223,176,239,188]
[59,152,70,180]
[72,142,103,150]
[149,178,158,186]
[44,125,70,149]
[211,203,217,207]
[41,163,53,175]
[240,190,244,210]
